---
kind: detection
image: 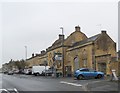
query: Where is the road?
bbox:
[2,74,84,92]
[1,73,119,93]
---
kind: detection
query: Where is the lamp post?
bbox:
[24,46,27,61]
[60,27,64,77]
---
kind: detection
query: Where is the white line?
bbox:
[60,81,82,87]
[14,88,19,93]
[0,89,10,93]
[0,88,19,93]
[91,81,101,83]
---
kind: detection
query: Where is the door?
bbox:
[89,69,98,77]
[98,63,106,74]
[74,56,79,71]
[65,66,72,77]
[80,68,90,77]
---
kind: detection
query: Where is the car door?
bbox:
[89,69,98,78]
[80,69,90,77]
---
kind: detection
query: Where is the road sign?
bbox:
[52,53,62,61]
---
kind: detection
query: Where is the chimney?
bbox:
[41,50,45,54]
[75,25,81,31]
[32,53,34,57]
[59,34,64,40]
[35,54,40,56]
[101,30,106,34]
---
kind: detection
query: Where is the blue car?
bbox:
[74,68,104,80]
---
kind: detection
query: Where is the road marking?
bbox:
[60,81,82,87]
[0,88,19,93]
[13,88,19,93]
[0,89,9,93]
[91,80,101,84]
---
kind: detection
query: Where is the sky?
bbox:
[0,0,119,68]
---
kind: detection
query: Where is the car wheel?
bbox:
[97,74,102,79]
[77,75,84,80]
[34,73,39,76]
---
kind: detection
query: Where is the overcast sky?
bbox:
[0,0,119,67]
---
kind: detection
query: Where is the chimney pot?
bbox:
[32,53,34,57]
[59,34,64,40]
[75,25,81,31]
[41,50,45,54]
[101,30,106,34]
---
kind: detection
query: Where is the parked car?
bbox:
[74,68,104,80]
[13,70,19,74]
[24,68,32,75]
[42,68,56,76]
[3,71,8,74]
[8,71,14,75]
[32,66,50,76]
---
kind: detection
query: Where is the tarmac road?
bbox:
[2,73,84,92]
[1,73,119,92]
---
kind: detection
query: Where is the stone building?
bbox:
[26,51,47,67]
[118,50,120,59]
[65,29,116,75]
[46,34,65,73]
[26,26,117,76]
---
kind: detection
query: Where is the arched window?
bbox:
[74,55,79,71]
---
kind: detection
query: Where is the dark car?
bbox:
[3,71,8,74]
[74,68,104,80]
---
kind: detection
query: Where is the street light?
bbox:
[60,27,64,35]
[60,27,64,77]
[24,46,27,61]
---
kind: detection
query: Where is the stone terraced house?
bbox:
[26,26,117,76]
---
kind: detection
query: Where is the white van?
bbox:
[32,66,50,76]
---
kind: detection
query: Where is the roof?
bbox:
[65,30,87,41]
[52,39,62,46]
[72,34,100,47]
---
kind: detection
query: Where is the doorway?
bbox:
[65,66,72,77]
[74,56,79,71]
[98,63,106,74]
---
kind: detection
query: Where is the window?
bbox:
[80,69,89,72]
[83,59,87,67]
[49,53,52,58]
[49,60,52,66]
[89,69,95,72]
[57,51,60,53]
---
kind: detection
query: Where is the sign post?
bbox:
[52,53,62,77]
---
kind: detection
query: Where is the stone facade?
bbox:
[26,26,117,76]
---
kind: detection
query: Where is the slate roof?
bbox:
[72,34,101,47]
